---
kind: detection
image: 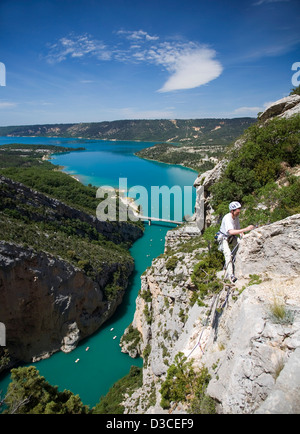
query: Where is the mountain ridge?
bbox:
[0,118,256,146]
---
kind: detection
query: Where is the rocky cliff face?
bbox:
[206,214,300,414]
[121,215,300,414]
[120,97,300,414]
[0,175,142,367]
[0,240,134,365]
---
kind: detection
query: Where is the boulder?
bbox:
[259,94,300,122]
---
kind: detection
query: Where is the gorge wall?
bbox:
[0,176,142,367]
[121,96,300,414]
[0,241,122,363]
[121,215,300,414]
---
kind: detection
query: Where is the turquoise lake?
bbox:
[0,137,197,408]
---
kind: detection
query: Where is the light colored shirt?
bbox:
[219,212,240,238]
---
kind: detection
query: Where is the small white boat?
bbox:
[113,336,117,340]
[75,358,80,363]
[110,328,114,331]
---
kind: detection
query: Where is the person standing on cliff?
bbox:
[218,201,254,283]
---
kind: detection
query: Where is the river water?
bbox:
[0,137,197,408]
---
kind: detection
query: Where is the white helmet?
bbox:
[229,201,241,211]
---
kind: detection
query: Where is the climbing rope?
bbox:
[186,293,219,358]
[222,238,240,280]
[187,241,239,359]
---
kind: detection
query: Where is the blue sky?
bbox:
[0,0,299,126]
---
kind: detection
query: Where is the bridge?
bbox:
[138,215,183,226]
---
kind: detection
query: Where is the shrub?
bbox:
[160,352,215,413]
[93,366,142,414]
[211,115,300,218]
[4,366,89,414]
[191,246,223,302]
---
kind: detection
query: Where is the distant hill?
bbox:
[0,118,256,146]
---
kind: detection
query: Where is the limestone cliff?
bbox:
[121,215,300,414]
[120,97,300,414]
[0,175,142,367]
[0,241,132,363]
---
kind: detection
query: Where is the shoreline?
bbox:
[134,152,199,174]
[0,134,166,145]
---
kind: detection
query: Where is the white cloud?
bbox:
[116,30,159,42]
[45,31,223,92]
[153,44,223,92]
[46,33,111,64]
[115,38,223,92]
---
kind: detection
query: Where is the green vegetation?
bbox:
[1,364,143,414]
[3,366,89,414]
[0,143,85,163]
[0,144,98,214]
[268,297,294,325]
[0,144,144,230]
[0,349,10,371]
[165,255,179,270]
[190,240,223,305]
[210,115,300,225]
[120,324,142,353]
[93,366,143,414]
[160,352,215,414]
[290,84,300,96]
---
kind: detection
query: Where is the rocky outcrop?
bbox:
[120,223,211,413]
[204,214,300,414]
[259,94,300,122]
[121,214,300,414]
[234,213,300,277]
[0,241,133,364]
